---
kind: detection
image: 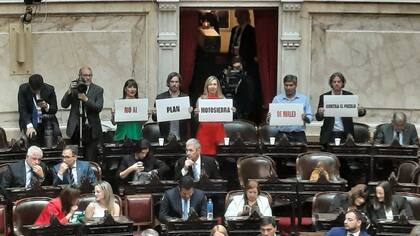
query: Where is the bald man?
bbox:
[374,112,419,145]
[61,66,104,161]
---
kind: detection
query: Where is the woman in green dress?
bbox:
[111,79,143,141]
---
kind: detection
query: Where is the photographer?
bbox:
[221,56,256,120]
[18,74,61,147]
[61,66,103,161]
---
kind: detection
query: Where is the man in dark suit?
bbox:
[159,176,207,222]
[1,146,49,188]
[374,112,419,145]
[117,139,169,182]
[18,74,61,147]
[61,66,104,161]
[326,209,370,236]
[52,145,96,185]
[152,72,191,141]
[316,72,366,148]
[228,9,257,76]
[257,216,279,236]
[174,138,221,181]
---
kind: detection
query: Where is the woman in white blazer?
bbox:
[225,180,272,218]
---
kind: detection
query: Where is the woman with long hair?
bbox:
[195,76,226,156]
[111,79,143,141]
[35,186,80,225]
[330,184,369,213]
[225,180,272,217]
[210,225,229,236]
[85,181,120,218]
[369,181,413,223]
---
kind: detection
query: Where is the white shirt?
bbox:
[58,161,78,185]
[385,207,394,220]
[347,230,360,236]
[393,130,403,145]
[181,156,201,181]
[181,198,191,219]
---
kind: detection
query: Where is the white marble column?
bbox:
[279,1,302,92]
[156,0,180,94]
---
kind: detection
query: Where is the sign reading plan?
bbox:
[114,98,149,122]
[269,103,304,126]
[198,98,233,122]
[324,95,358,117]
[156,96,191,122]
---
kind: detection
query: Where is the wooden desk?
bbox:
[6,186,62,202]
[376,220,420,236]
[161,218,217,236]
[226,217,265,236]
[0,148,64,164]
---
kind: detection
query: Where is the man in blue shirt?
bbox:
[268,75,312,143]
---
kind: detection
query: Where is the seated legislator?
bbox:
[325,209,370,236]
[152,72,191,141]
[1,145,49,188]
[315,72,366,148]
[53,145,96,185]
[85,181,120,218]
[34,186,80,225]
[225,180,272,218]
[330,184,369,214]
[117,139,169,182]
[374,112,419,146]
[174,138,221,181]
[267,74,312,143]
[159,176,207,222]
[257,216,279,236]
[369,181,413,224]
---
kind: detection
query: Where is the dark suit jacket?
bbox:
[1,160,49,188]
[152,91,191,141]
[174,155,221,180]
[315,90,366,145]
[18,82,60,133]
[326,227,370,236]
[159,186,207,222]
[228,24,257,68]
[369,195,413,224]
[52,160,96,185]
[117,153,169,181]
[374,123,419,145]
[61,83,104,139]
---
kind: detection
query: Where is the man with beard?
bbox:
[325,209,370,236]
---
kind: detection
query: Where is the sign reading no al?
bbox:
[114,99,148,122]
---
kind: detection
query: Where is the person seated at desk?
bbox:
[174,138,221,181]
[35,186,80,225]
[53,145,96,185]
[224,180,272,218]
[210,225,228,236]
[330,184,369,214]
[117,139,169,182]
[326,209,370,236]
[85,181,120,218]
[368,181,413,224]
[374,112,419,146]
[159,176,207,222]
[1,145,49,188]
[257,216,279,236]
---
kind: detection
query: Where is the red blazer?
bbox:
[34,197,68,225]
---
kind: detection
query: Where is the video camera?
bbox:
[71,76,88,94]
[220,67,243,99]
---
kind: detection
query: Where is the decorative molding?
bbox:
[281,32,301,49]
[282,2,302,11]
[157,39,177,49]
[158,3,177,11]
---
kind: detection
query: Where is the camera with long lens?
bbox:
[71,77,88,94]
[220,67,243,99]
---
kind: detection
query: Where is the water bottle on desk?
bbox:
[207,198,213,220]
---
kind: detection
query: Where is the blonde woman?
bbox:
[210,225,229,236]
[85,181,120,218]
[195,76,226,156]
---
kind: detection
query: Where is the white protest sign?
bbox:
[156,96,191,122]
[114,98,148,122]
[269,103,304,126]
[324,95,358,117]
[198,98,233,122]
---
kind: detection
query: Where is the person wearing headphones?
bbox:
[315,72,366,148]
[224,180,272,218]
[152,72,191,141]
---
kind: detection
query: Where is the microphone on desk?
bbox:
[188,207,199,219]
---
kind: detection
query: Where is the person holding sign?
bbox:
[111,79,143,141]
[315,72,366,148]
[267,75,312,143]
[152,72,191,141]
[195,76,226,156]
